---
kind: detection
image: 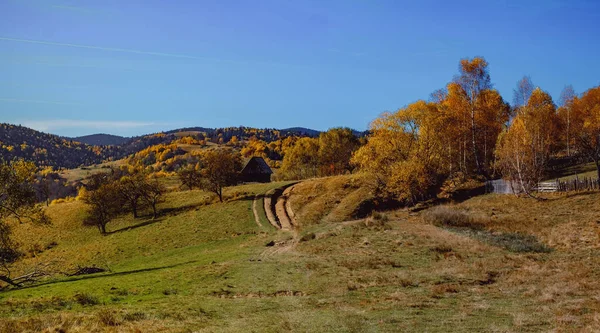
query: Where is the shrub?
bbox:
[366,211,390,226]
[299,232,316,242]
[423,206,486,230]
[97,309,121,326]
[430,245,453,254]
[123,311,147,322]
[73,293,99,306]
[162,288,178,295]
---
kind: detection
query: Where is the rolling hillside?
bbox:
[0,123,326,169]
[0,124,176,169]
[1,177,599,331]
[0,123,107,169]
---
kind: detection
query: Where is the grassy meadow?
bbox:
[1,176,599,332]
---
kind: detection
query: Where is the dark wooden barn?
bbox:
[240,157,273,183]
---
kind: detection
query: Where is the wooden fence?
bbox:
[555,177,600,192]
[487,177,600,194]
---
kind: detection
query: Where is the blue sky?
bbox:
[1,0,599,137]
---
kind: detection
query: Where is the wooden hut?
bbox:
[240,157,272,183]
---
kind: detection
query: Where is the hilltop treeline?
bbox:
[353,57,600,202]
[168,126,323,144]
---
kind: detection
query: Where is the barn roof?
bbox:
[241,156,273,175]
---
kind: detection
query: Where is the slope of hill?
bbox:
[73,133,129,146]
[1,179,598,331]
[0,123,106,168]
[0,123,176,169]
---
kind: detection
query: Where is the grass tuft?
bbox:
[423,206,486,230]
[73,293,99,306]
[97,309,121,326]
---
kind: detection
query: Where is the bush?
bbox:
[299,232,316,242]
[73,293,99,306]
[423,206,486,230]
[97,309,121,326]
[364,212,390,228]
[123,311,147,322]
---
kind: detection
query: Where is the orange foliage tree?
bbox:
[570,86,600,178]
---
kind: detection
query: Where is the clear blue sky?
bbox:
[1,0,599,137]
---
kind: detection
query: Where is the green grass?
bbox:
[546,161,599,181]
[2,179,600,331]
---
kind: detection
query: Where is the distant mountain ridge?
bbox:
[0,123,365,169]
[73,133,129,146]
[280,127,321,137]
[0,123,175,169]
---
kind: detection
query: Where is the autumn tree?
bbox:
[140,178,166,219]
[512,76,535,111]
[352,101,446,204]
[0,161,51,287]
[82,182,124,234]
[318,128,360,176]
[280,137,320,180]
[496,87,558,196]
[454,57,492,175]
[570,86,600,178]
[240,137,269,159]
[442,58,511,177]
[118,173,147,218]
[496,118,537,195]
[228,135,239,146]
[177,164,202,190]
[198,149,242,202]
[557,85,577,156]
[0,160,50,285]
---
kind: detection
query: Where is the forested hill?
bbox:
[73,133,129,146]
[166,126,367,142]
[0,123,103,168]
[166,126,322,142]
[0,124,175,169]
[0,123,362,169]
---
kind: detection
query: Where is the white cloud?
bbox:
[21,119,156,133]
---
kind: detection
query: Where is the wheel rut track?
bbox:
[263,182,298,231]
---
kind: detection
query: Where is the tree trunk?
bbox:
[100,224,106,234]
[152,203,157,219]
[471,108,482,175]
[132,204,138,218]
[218,187,223,202]
[0,275,21,287]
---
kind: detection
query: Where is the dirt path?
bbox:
[263,189,280,229]
[283,185,296,226]
[262,183,298,231]
[252,195,264,228]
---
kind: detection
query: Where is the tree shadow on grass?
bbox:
[546,190,600,201]
[107,218,164,234]
[13,260,199,291]
[226,194,261,202]
[160,203,205,216]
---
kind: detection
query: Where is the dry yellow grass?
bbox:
[288,174,373,226]
[2,178,600,331]
[426,192,600,331]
